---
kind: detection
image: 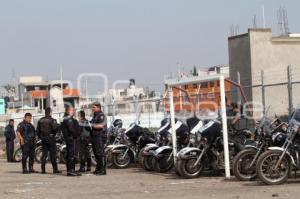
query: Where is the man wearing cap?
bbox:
[90,102,107,175]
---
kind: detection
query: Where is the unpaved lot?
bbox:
[0,159,300,199]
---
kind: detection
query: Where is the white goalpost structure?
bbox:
[166,75,231,179]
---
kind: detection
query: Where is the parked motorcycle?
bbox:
[256,108,300,185]
[175,119,222,178]
[111,122,156,169]
[233,117,287,181]
[34,134,64,163]
[175,116,256,179]
[105,119,125,167]
[13,145,22,162]
[13,136,44,162]
[140,118,171,171]
[151,119,192,173]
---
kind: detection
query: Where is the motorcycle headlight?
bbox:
[281,124,288,132]
[196,134,202,143]
[156,134,161,141]
[190,138,195,144]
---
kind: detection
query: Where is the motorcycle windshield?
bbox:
[290,108,300,126]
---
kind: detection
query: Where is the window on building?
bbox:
[207,92,215,99]
[184,85,189,90]
[193,84,198,89]
[201,82,208,88]
[209,81,215,87]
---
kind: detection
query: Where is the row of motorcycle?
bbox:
[106,108,300,186]
[12,108,300,185]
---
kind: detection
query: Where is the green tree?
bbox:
[2,84,16,95]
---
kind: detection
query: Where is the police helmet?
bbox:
[113,119,123,128]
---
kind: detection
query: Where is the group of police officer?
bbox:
[15,102,108,176]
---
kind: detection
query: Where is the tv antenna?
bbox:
[230,24,240,36]
[252,15,257,29]
[277,6,290,36]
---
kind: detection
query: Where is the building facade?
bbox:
[229,28,300,117]
[18,76,80,113]
[164,66,231,113]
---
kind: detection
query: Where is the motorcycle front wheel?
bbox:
[105,148,113,168]
[89,147,97,166]
[177,158,203,179]
[13,147,22,162]
[34,146,44,163]
[233,148,258,181]
[142,155,155,171]
[256,150,291,185]
[112,151,131,169]
[152,152,174,173]
[60,149,66,164]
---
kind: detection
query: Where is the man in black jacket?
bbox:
[61,106,81,177]
[37,107,61,174]
[90,102,107,175]
[16,113,37,174]
[77,110,92,172]
[4,119,16,162]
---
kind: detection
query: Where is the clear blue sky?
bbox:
[0,0,299,93]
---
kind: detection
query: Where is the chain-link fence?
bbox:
[231,65,300,120]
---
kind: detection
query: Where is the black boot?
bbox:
[101,157,107,175]
[94,158,106,175]
[52,163,61,174]
[53,170,62,174]
[29,166,38,173]
[86,158,92,172]
[41,161,46,174]
[77,167,86,173]
[77,159,86,172]
[67,171,78,176]
[23,169,30,174]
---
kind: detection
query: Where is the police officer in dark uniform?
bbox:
[16,113,37,174]
[61,106,81,176]
[77,110,92,173]
[37,107,61,174]
[90,102,107,175]
[4,119,16,162]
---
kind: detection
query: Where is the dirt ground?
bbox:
[0,159,300,199]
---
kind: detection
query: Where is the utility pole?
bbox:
[287,65,293,117]
[261,70,266,115]
[60,65,64,111]
[262,5,266,29]
[85,77,89,108]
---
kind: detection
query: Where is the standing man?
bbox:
[16,113,37,174]
[37,107,61,174]
[61,106,81,177]
[4,119,16,162]
[90,102,107,175]
[77,110,92,173]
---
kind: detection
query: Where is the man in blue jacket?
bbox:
[16,113,37,174]
[4,119,16,162]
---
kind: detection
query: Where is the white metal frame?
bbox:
[167,75,230,179]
